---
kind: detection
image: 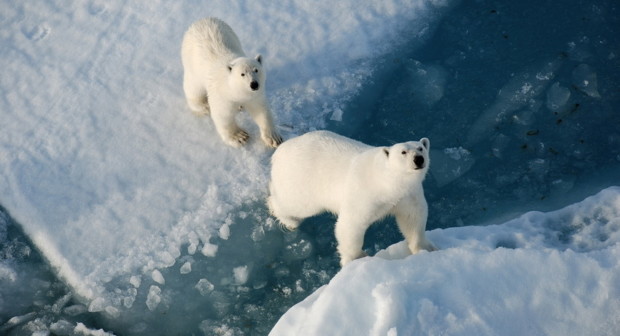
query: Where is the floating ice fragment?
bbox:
[330,108,344,122]
[51,293,72,314]
[572,64,600,98]
[295,279,305,293]
[431,148,475,187]
[129,275,141,288]
[180,261,192,274]
[520,82,533,94]
[219,223,230,240]
[151,269,165,285]
[105,306,119,318]
[201,242,218,257]
[187,231,199,255]
[50,320,73,335]
[444,147,469,160]
[233,265,249,285]
[2,312,36,329]
[251,225,265,242]
[188,243,198,255]
[88,297,106,312]
[74,322,115,336]
[64,304,87,316]
[195,278,215,296]
[123,289,136,308]
[285,239,313,261]
[406,60,448,106]
[146,286,161,311]
[546,82,571,112]
[467,57,563,145]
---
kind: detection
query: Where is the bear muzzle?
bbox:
[414,155,425,169]
[250,81,259,91]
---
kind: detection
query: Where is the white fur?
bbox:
[181,17,282,148]
[268,131,436,266]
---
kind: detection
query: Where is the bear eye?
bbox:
[241,73,245,77]
[401,151,407,155]
[253,68,258,73]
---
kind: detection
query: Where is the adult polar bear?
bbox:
[268,131,437,266]
[181,17,282,147]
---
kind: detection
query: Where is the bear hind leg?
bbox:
[267,195,301,231]
[187,94,210,116]
[183,79,210,115]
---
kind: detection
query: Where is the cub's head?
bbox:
[227,55,265,100]
[382,138,430,176]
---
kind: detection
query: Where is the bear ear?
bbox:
[420,138,430,150]
[383,148,390,157]
[255,54,262,64]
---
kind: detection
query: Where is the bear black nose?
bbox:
[250,81,259,91]
[414,155,425,169]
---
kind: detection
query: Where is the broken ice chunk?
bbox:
[572,64,600,98]
[151,269,165,285]
[180,261,192,274]
[546,82,571,112]
[407,60,448,106]
[219,223,230,240]
[129,275,141,288]
[431,147,476,187]
[195,278,215,296]
[285,239,313,261]
[146,285,161,311]
[233,265,249,285]
[201,242,218,257]
[330,108,344,121]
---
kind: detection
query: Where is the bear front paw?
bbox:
[262,132,283,148]
[225,129,250,147]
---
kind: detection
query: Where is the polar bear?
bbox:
[268,131,437,266]
[181,17,282,148]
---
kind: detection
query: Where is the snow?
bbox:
[271,187,620,336]
[1,0,619,334]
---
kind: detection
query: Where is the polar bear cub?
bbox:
[181,17,282,148]
[268,131,436,266]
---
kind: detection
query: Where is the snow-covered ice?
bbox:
[1,0,619,334]
[271,187,620,336]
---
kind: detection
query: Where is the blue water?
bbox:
[2,0,619,334]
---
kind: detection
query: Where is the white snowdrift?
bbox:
[271,186,620,336]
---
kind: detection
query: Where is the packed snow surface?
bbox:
[1,0,619,334]
[271,187,620,336]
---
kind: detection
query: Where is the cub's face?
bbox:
[227,55,265,99]
[383,138,430,175]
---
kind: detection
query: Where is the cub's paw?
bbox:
[262,132,283,148]
[225,129,250,147]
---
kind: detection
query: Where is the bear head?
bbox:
[382,138,430,176]
[226,54,265,101]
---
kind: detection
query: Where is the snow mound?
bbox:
[271,187,620,336]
